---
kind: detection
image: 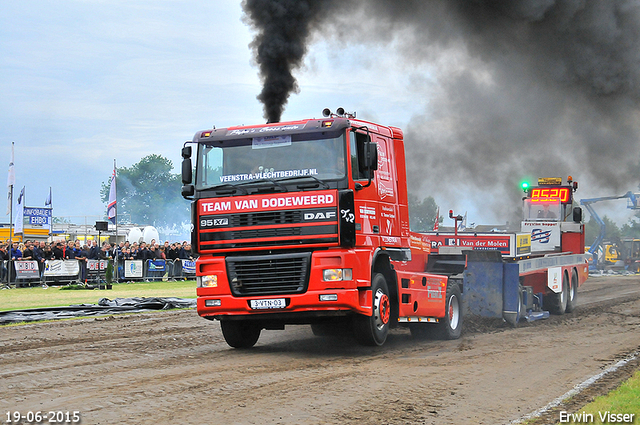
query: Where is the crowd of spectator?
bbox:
[0,238,196,283]
[112,239,196,263]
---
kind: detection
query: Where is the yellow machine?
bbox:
[604,244,620,264]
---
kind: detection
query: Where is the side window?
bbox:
[349,130,371,181]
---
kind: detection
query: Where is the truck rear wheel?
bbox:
[220,320,261,349]
[353,273,390,346]
[565,269,578,313]
[433,283,463,340]
[547,272,569,315]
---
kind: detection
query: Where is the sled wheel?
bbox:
[547,272,569,315]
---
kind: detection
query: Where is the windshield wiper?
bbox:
[209,183,249,195]
[277,175,330,189]
[235,178,288,192]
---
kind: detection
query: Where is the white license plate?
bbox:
[249,298,286,310]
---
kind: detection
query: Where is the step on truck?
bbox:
[181,110,589,348]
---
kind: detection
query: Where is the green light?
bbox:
[521,181,530,190]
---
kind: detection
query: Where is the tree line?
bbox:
[100,154,188,228]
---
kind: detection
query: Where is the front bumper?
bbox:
[197,287,371,321]
[195,249,373,321]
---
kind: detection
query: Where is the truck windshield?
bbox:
[195,131,346,190]
[523,199,561,221]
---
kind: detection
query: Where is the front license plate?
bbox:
[249,298,286,310]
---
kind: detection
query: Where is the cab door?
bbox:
[375,137,399,242]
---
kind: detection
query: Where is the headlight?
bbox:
[323,268,352,281]
[198,275,218,288]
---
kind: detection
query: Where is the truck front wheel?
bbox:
[220,320,261,349]
[353,273,390,346]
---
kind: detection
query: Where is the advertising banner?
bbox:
[15,260,39,279]
[198,189,337,215]
[521,221,561,252]
[24,207,52,230]
[147,260,166,272]
[124,260,144,278]
[424,233,517,256]
[44,260,80,277]
[87,260,109,271]
[182,260,195,275]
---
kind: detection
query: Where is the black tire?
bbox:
[547,272,569,315]
[433,283,463,340]
[353,273,391,346]
[565,269,578,313]
[517,285,525,323]
[505,285,525,327]
[220,320,261,349]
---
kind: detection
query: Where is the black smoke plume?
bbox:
[244,0,640,223]
[330,0,640,223]
[242,0,333,123]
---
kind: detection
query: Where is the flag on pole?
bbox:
[45,187,52,207]
[457,211,467,231]
[7,142,15,215]
[432,207,439,231]
[107,167,116,224]
[14,186,24,234]
[44,187,52,230]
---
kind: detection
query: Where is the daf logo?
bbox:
[304,211,336,220]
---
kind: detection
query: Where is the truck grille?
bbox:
[231,210,301,226]
[198,206,338,252]
[226,252,311,296]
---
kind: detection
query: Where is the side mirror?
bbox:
[182,184,194,198]
[181,157,192,185]
[181,145,192,159]
[573,206,582,223]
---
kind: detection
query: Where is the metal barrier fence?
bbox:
[119,259,196,282]
[2,258,196,287]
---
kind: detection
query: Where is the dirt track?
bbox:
[1,276,639,425]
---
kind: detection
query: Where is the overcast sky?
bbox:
[1,1,421,226]
[2,1,638,229]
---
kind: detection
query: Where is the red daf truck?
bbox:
[181,109,589,348]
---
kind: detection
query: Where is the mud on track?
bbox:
[1,276,639,425]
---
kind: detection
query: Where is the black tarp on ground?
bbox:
[0,297,196,325]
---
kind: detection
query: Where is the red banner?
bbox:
[198,190,337,215]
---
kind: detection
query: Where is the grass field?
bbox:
[558,370,640,424]
[0,280,197,312]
